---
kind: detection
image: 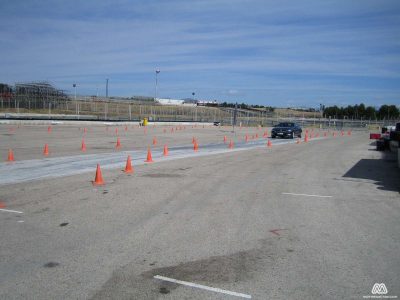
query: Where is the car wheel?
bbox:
[271,135,276,138]
[291,132,294,139]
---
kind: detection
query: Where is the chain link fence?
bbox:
[0,97,397,129]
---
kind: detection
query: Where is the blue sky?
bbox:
[1,0,400,107]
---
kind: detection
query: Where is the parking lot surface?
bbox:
[0,125,399,299]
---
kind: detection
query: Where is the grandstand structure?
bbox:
[1,82,68,111]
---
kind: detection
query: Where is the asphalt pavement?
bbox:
[0,130,399,299]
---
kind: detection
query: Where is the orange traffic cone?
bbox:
[83,128,87,134]
[341,131,344,136]
[116,137,121,149]
[92,164,105,185]
[153,137,157,145]
[223,136,227,144]
[192,136,196,144]
[193,141,199,151]
[267,139,272,147]
[163,144,169,156]
[228,140,234,149]
[245,134,249,142]
[255,133,259,139]
[145,147,154,162]
[7,149,15,162]
[115,127,118,135]
[43,144,49,156]
[47,126,52,133]
[124,155,133,173]
[81,139,87,152]
[348,130,351,136]
[304,134,309,142]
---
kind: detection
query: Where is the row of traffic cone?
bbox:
[93,147,165,185]
[7,144,50,162]
[7,140,86,161]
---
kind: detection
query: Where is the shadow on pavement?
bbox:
[343,151,400,193]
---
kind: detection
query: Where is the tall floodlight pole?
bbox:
[192,92,197,122]
[73,83,77,100]
[155,69,160,100]
[106,78,109,98]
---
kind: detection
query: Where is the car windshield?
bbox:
[276,123,294,127]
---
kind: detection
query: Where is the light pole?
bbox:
[192,92,197,122]
[73,83,78,117]
[155,69,160,100]
[73,83,77,100]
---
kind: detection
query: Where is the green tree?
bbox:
[365,106,376,120]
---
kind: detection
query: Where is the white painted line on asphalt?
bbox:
[282,192,333,198]
[0,208,23,214]
[154,275,251,299]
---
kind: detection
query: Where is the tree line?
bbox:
[219,102,275,112]
[323,103,399,120]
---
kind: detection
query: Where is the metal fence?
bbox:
[0,97,397,128]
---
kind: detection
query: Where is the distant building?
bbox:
[197,100,218,106]
[156,98,185,106]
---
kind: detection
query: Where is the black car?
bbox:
[271,122,302,139]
